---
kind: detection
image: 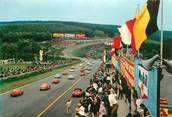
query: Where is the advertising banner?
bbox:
[52,33,64,38]
[120,56,134,88]
[64,34,75,38]
[134,58,158,117]
[39,50,43,62]
[75,34,86,39]
[138,65,149,99]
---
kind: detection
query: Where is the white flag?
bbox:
[118,24,131,45]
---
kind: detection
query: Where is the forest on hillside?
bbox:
[0,21,118,60]
[0,21,172,60]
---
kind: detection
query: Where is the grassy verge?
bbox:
[72,45,94,58]
[0,62,80,94]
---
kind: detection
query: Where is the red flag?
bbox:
[125,18,136,53]
[112,36,121,49]
[110,48,115,56]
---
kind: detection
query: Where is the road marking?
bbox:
[36,76,83,117]
[0,63,81,96]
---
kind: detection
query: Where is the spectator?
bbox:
[99,101,107,117]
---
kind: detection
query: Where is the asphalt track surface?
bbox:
[0,40,106,117]
[0,60,101,117]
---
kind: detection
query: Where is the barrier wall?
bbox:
[120,56,134,88]
[134,58,158,117]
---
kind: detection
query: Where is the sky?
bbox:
[0,0,172,30]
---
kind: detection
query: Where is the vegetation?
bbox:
[0,21,172,60]
[72,44,105,59]
[0,21,119,61]
[140,38,172,59]
[0,61,80,93]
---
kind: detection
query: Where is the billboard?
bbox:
[52,33,64,38]
[75,34,86,39]
[39,50,43,62]
[120,56,134,89]
[64,34,75,38]
[134,58,159,117]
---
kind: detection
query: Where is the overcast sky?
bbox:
[0,0,171,30]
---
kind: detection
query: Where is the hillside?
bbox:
[0,21,119,42]
[0,21,172,60]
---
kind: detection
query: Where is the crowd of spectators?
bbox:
[75,62,151,117]
[85,45,104,59]
[0,59,77,79]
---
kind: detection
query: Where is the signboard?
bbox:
[134,58,159,117]
[39,50,43,62]
[64,34,75,38]
[138,65,149,99]
[120,56,134,88]
[75,34,86,39]
[52,33,64,38]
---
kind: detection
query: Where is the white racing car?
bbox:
[54,74,61,79]
[68,75,75,80]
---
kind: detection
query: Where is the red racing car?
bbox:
[62,72,68,75]
[80,72,85,76]
[52,79,60,84]
[72,88,84,97]
[10,89,23,97]
[40,83,51,91]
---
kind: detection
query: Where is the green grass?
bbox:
[72,45,94,58]
[0,62,80,94]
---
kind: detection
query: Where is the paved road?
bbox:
[0,40,105,117]
[63,41,105,59]
[0,60,101,117]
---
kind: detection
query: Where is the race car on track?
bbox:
[52,79,60,84]
[80,68,85,73]
[71,66,75,69]
[10,89,23,97]
[40,83,51,91]
[68,75,75,80]
[62,72,68,75]
[72,88,84,97]
[54,74,61,79]
[85,67,91,71]
[80,72,85,76]
[70,69,74,72]
[86,70,90,74]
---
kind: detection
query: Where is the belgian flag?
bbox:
[133,0,160,50]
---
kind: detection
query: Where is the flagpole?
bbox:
[160,0,163,66]
[136,4,140,58]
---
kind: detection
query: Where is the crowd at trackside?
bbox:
[0,59,78,79]
[74,62,151,117]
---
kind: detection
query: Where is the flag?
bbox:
[125,18,136,53]
[118,24,132,45]
[133,0,160,50]
[112,35,122,49]
[110,48,115,56]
